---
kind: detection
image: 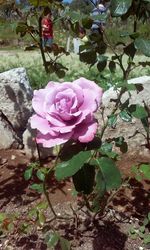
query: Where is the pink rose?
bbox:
[30,77,103,148]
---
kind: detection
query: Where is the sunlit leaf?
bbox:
[97,157,122,190]
[110,0,132,17]
[139,164,150,180]
[55,151,91,181]
[135,38,150,57]
[119,110,132,122]
[129,104,148,119]
[24,167,33,181]
[36,169,45,181]
[45,232,59,248]
[30,183,44,193]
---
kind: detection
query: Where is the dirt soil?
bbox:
[0,149,150,250]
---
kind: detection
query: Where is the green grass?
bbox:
[0,50,149,91]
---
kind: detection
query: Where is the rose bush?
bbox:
[30,77,103,147]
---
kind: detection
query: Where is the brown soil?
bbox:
[0,149,150,250]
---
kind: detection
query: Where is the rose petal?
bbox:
[32,89,48,117]
[45,81,59,89]
[73,120,98,143]
[74,77,103,105]
[30,114,57,136]
[80,89,98,112]
[36,131,73,148]
[46,113,66,127]
[58,83,84,107]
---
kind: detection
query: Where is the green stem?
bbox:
[43,175,58,218]
[83,194,93,212]
[100,86,126,140]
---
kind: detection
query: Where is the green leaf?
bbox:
[89,32,103,42]
[134,38,150,57]
[55,151,91,181]
[28,0,49,7]
[16,22,27,35]
[143,217,149,226]
[124,42,136,59]
[135,84,144,92]
[131,165,138,174]
[80,50,97,65]
[148,212,150,221]
[100,142,113,153]
[30,184,44,193]
[97,56,107,72]
[0,213,6,223]
[130,227,136,234]
[141,117,149,133]
[82,17,93,29]
[115,137,128,153]
[56,70,66,79]
[129,32,140,40]
[60,237,70,250]
[24,167,33,181]
[109,61,116,73]
[28,208,37,219]
[144,235,150,244]
[138,231,145,239]
[45,232,59,248]
[72,164,95,195]
[129,104,148,119]
[108,114,117,128]
[19,222,30,234]
[139,61,150,67]
[139,226,145,233]
[36,169,45,182]
[139,164,150,180]
[38,211,46,226]
[96,41,107,54]
[79,44,92,53]
[119,110,132,122]
[110,0,132,17]
[60,141,85,161]
[115,136,124,146]
[95,170,106,197]
[99,143,118,159]
[135,174,143,182]
[36,201,48,210]
[7,222,14,232]
[97,157,122,191]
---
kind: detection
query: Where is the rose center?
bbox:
[56,97,72,113]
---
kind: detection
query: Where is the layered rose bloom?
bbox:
[30,77,103,148]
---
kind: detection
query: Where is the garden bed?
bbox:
[0,149,149,250]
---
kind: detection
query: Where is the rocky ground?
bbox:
[0,149,150,250]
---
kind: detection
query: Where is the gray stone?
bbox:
[0,67,33,134]
[0,110,21,149]
[99,76,150,155]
